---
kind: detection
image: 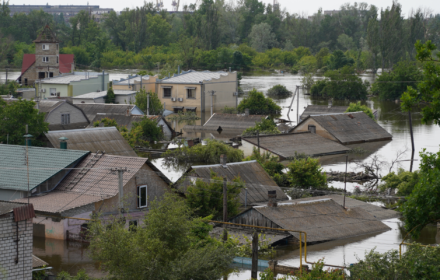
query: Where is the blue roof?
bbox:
[0,144,89,192]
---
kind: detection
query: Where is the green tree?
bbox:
[244,148,289,187]
[286,158,327,189]
[242,118,280,136]
[105,87,115,103]
[0,99,48,146]
[93,117,119,128]
[135,89,163,115]
[88,193,235,279]
[237,89,281,117]
[380,168,419,196]
[327,50,354,70]
[345,101,375,120]
[248,22,278,52]
[185,171,244,219]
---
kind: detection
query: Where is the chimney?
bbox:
[220,154,227,167]
[268,191,277,207]
[59,137,68,149]
[245,108,249,116]
[328,99,333,108]
[23,134,33,146]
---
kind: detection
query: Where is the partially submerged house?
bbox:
[45,127,137,156]
[290,112,392,145]
[72,90,137,104]
[299,104,348,121]
[156,70,237,113]
[176,158,288,206]
[37,100,90,130]
[0,144,89,200]
[15,154,171,240]
[241,131,350,160]
[74,103,144,121]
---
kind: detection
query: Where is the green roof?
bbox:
[0,144,89,192]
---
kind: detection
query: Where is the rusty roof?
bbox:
[300,105,348,121]
[242,132,350,159]
[45,127,137,157]
[13,204,36,222]
[253,198,390,242]
[294,112,392,144]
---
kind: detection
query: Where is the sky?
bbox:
[8,0,440,15]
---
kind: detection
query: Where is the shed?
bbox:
[36,100,90,130]
[45,127,137,157]
[230,198,391,243]
[290,112,392,145]
[74,103,144,121]
[299,105,348,121]
[176,160,288,205]
[241,131,350,160]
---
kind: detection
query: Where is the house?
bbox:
[45,127,137,157]
[290,112,392,145]
[35,72,109,98]
[16,88,36,99]
[241,131,350,160]
[0,201,35,279]
[0,144,89,201]
[36,100,90,130]
[74,103,144,121]
[156,70,237,113]
[299,104,348,121]
[184,110,268,135]
[113,75,158,92]
[229,193,391,243]
[15,153,171,240]
[72,90,137,104]
[176,156,288,206]
[88,114,174,138]
[17,25,74,86]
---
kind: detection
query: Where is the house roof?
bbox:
[35,100,64,113]
[0,144,89,192]
[32,255,49,269]
[73,90,137,100]
[21,54,35,74]
[253,198,391,243]
[39,73,93,84]
[35,100,90,124]
[0,201,28,215]
[184,113,268,134]
[15,153,148,213]
[87,114,162,130]
[159,70,231,84]
[74,104,142,121]
[33,25,59,43]
[177,160,288,205]
[242,132,350,159]
[48,123,90,131]
[113,75,150,85]
[300,105,348,120]
[45,127,137,157]
[294,112,392,144]
[20,54,74,75]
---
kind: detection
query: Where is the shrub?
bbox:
[345,101,375,120]
[286,158,327,189]
[237,89,282,117]
[266,84,292,98]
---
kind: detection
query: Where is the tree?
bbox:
[380,168,419,196]
[0,99,48,146]
[88,193,236,279]
[345,101,375,120]
[242,118,280,136]
[248,23,277,52]
[93,117,119,128]
[135,89,163,115]
[244,148,289,187]
[286,158,327,189]
[237,89,281,117]
[401,41,440,125]
[132,116,164,142]
[327,50,354,70]
[105,87,115,103]
[185,170,244,219]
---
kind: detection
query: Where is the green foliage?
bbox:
[237,89,281,117]
[105,87,115,103]
[266,84,292,98]
[56,269,97,279]
[88,193,236,279]
[0,99,48,146]
[93,117,119,128]
[233,233,275,259]
[345,101,375,120]
[185,170,244,219]
[259,259,345,279]
[327,50,354,70]
[372,60,423,100]
[135,89,163,115]
[132,116,164,142]
[222,106,238,114]
[286,158,327,189]
[242,118,280,136]
[167,111,200,125]
[380,168,419,196]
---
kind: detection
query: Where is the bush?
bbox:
[242,118,280,136]
[286,158,327,189]
[237,89,282,117]
[266,84,292,98]
[345,101,375,120]
[380,168,419,196]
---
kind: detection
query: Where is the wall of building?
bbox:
[115,94,136,104]
[0,189,24,201]
[45,102,89,125]
[71,75,109,97]
[240,140,281,160]
[156,83,202,112]
[293,119,336,142]
[33,216,65,240]
[38,83,68,98]
[204,72,237,113]
[72,97,105,104]
[0,214,33,280]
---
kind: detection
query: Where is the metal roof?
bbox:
[0,144,89,192]
[177,160,288,205]
[184,113,268,134]
[0,200,28,215]
[242,132,350,159]
[294,112,392,145]
[74,103,142,121]
[253,198,391,243]
[88,114,144,130]
[32,255,49,269]
[45,127,137,157]
[36,100,64,113]
[159,70,231,84]
[113,75,150,85]
[73,90,137,99]
[300,105,348,121]
[39,74,91,84]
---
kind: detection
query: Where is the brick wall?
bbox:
[0,214,33,280]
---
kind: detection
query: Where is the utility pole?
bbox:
[251,231,258,279]
[409,110,415,172]
[297,85,299,125]
[210,90,216,117]
[343,155,348,208]
[5,67,8,85]
[223,177,227,224]
[257,131,260,153]
[147,91,150,116]
[111,167,128,215]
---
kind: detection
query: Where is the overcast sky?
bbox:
[9,0,440,16]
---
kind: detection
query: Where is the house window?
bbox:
[56,56,59,63]
[308,125,316,134]
[61,114,70,125]
[163,88,171,98]
[138,185,147,208]
[42,44,49,50]
[43,57,49,63]
[50,88,56,96]
[38,72,45,79]
[24,78,28,86]
[49,72,54,77]
[187,88,196,99]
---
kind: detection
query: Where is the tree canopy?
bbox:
[237,89,281,116]
[135,89,164,115]
[345,101,375,120]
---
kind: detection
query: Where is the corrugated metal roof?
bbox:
[0,201,28,215]
[0,144,89,192]
[13,204,35,222]
[45,127,137,157]
[183,113,268,133]
[75,103,142,121]
[295,112,392,144]
[177,161,288,205]
[39,74,92,84]
[48,122,90,131]
[113,75,150,85]
[242,132,350,158]
[73,90,137,99]
[36,100,64,113]
[87,114,144,130]
[300,105,348,121]
[159,70,230,84]
[32,255,49,269]
[254,198,391,242]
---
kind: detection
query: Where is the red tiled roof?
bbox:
[21,54,74,74]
